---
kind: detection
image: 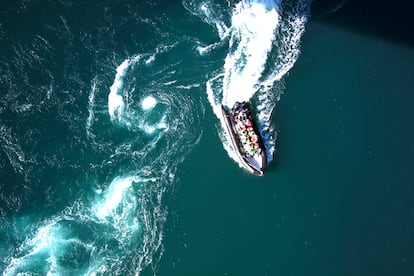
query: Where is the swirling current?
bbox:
[0,0,311,274]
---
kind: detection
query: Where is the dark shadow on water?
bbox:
[311,0,414,47]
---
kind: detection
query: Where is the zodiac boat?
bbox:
[222,101,267,176]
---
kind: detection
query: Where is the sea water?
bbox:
[2,0,414,275]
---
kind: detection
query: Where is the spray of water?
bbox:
[222,0,280,106]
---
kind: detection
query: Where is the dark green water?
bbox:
[1,0,414,275]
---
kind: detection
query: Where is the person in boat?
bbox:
[233,101,243,112]
[251,134,258,143]
[237,121,246,131]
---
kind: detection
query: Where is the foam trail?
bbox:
[262,0,310,87]
[222,0,280,107]
[199,0,311,166]
[204,0,281,166]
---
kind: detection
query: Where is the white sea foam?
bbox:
[204,0,281,166]
[141,96,157,111]
[222,1,279,106]
[197,1,230,39]
[142,119,168,135]
[263,2,309,86]
[14,103,33,114]
[86,78,98,138]
[206,75,225,119]
[108,59,130,122]
[96,176,136,219]
[3,222,58,275]
[2,32,203,274]
[0,125,28,176]
[176,83,201,90]
[107,56,171,137]
[145,54,156,65]
[201,0,310,166]
[4,175,145,275]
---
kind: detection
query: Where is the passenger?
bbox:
[234,102,242,111]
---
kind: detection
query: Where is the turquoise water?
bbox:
[1,0,414,275]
